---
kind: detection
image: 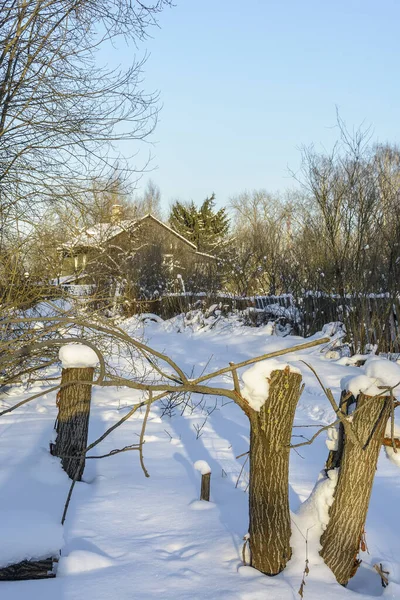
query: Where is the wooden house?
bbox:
[60,212,216,298]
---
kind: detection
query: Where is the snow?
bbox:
[264,321,275,335]
[341,373,385,397]
[341,358,400,398]
[241,359,301,411]
[57,550,115,576]
[64,214,199,252]
[365,359,400,393]
[325,424,339,451]
[384,421,400,467]
[194,460,211,475]
[337,351,377,366]
[2,315,400,599]
[59,344,99,369]
[290,469,339,570]
[0,510,64,568]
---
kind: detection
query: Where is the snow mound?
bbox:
[365,358,400,393]
[340,374,384,398]
[341,358,400,398]
[189,500,216,511]
[58,550,115,576]
[194,460,211,475]
[59,343,99,369]
[241,359,301,412]
[0,510,64,568]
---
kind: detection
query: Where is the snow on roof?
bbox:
[63,214,201,252]
[64,220,136,250]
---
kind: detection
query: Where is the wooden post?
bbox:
[194,461,211,501]
[200,472,211,501]
[52,364,95,480]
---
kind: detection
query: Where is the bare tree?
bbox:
[135,179,163,218]
[0,0,171,243]
[228,190,295,295]
[293,117,383,295]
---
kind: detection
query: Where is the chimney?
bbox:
[111,204,123,223]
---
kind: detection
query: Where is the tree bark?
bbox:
[53,367,94,480]
[320,392,391,585]
[325,391,351,470]
[248,368,303,575]
[200,473,211,501]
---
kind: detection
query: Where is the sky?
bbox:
[107,0,400,211]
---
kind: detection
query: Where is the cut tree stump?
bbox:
[0,557,57,580]
[52,366,94,480]
[320,392,391,585]
[247,368,303,576]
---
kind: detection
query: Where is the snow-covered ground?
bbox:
[1,316,400,599]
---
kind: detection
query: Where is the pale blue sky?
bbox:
[111,0,400,209]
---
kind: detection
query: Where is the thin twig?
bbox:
[57,444,141,460]
[235,453,249,488]
[139,392,152,478]
[299,360,360,446]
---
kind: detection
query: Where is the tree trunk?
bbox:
[53,367,94,480]
[320,392,391,585]
[248,368,303,575]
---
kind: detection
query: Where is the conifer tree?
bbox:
[169,194,229,255]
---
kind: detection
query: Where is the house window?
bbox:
[162,253,174,272]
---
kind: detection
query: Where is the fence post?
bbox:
[194,460,211,501]
[52,344,99,480]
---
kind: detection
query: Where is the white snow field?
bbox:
[1,316,400,600]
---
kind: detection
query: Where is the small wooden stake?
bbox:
[200,472,211,501]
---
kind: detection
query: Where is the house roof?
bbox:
[63,220,135,250]
[142,214,197,250]
[62,213,199,253]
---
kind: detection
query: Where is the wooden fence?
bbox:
[141,292,400,353]
[63,285,400,353]
[299,294,400,354]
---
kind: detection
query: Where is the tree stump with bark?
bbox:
[52,366,94,480]
[320,392,391,585]
[241,368,303,576]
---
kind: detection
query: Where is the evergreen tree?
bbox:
[169,194,229,255]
